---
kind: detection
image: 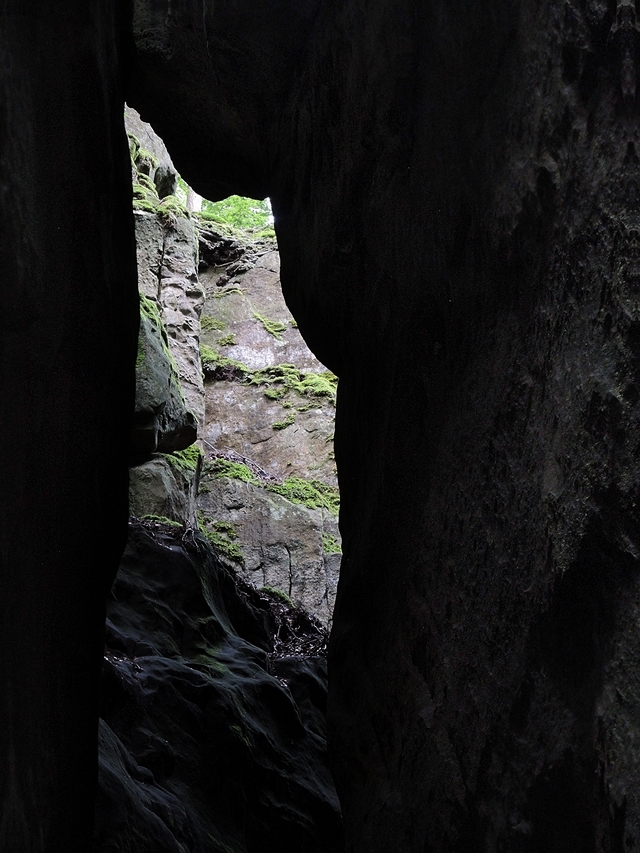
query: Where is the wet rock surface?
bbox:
[95,519,343,853]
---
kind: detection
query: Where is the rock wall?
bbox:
[0,6,139,851]
[128,3,640,851]
[196,231,340,622]
[126,110,341,622]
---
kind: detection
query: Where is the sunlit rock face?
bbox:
[129,3,640,851]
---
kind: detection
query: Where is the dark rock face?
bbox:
[129,2,640,851]
[95,520,342,853]
[6,2,640,851]
[0,5,138,851]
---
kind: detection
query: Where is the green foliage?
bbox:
[253,312,288,341]
[167,445,203,472]
[201,315,226,332]
[199,195,272,231]
[260,586,294,607]
[217,333,236,347]
[198,512,244,563]
[267,477,340,516]
[209,458,257,484]
[249,364,337,404]
[272,412,296,430]
[322,533,342,554]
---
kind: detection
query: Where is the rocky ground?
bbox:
[94,519,342,853]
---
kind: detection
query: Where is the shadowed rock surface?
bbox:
[94,520,343,853]
[129,2,640,851]
[5,2,640,852]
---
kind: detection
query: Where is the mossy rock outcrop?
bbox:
[132,295,197,453]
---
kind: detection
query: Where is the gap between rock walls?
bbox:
[93,108,344,853]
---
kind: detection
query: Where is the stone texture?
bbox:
[125,104,178,196]
[132,299,197,453]
[129,455,200,527]
[198,470,340,623]
[200,240,337,486]
[129,3,640,851]
[95,520,343,853]
[204,383,336,485]
[133,210,205,432]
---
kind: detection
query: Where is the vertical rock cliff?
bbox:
[127,2,640,851]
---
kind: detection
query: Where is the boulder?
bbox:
[132,294,197,453]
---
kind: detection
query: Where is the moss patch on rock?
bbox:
[253,312,288,341]
[197,514,244,563]
[266,477,340,516]
[322,533,342,554]
[209,458,258,484]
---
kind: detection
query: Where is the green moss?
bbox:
[167,445,203,472]
[253,312,288,341]
[201,315,226,332]
[136,173,158,194]
[212,520,237,538]
[199,344,250,379]
[200,343,220,366]
[217,333,236,347]
[290,318,298,328]
[212,286,243,299]
[198,513,244,563]
[158,194,189,222]
[264,387,285,401]
[322,533,342,554]
[140,514,183,528]
[132,197,159,215]
[272,412,296,430]
[249,364,337,403]
[266,477,340,515]
[139,294,187,403]
[127,132,141,162]
[135,332,145,369]
[260,586,294,607]
[209,458,257,483]
[136,146,159,171]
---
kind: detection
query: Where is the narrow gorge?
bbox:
[4,3,640,852]
[94,111,343,851]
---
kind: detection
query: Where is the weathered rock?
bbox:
[125,104,178,192]
[129,3,640,851]
[95,520,343,853]
[132,295,197,453]
[198,469,340,622]
[133,208,205,432]
[204,383,336,484]
[199,237,337,486]
[129,452,200,527]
